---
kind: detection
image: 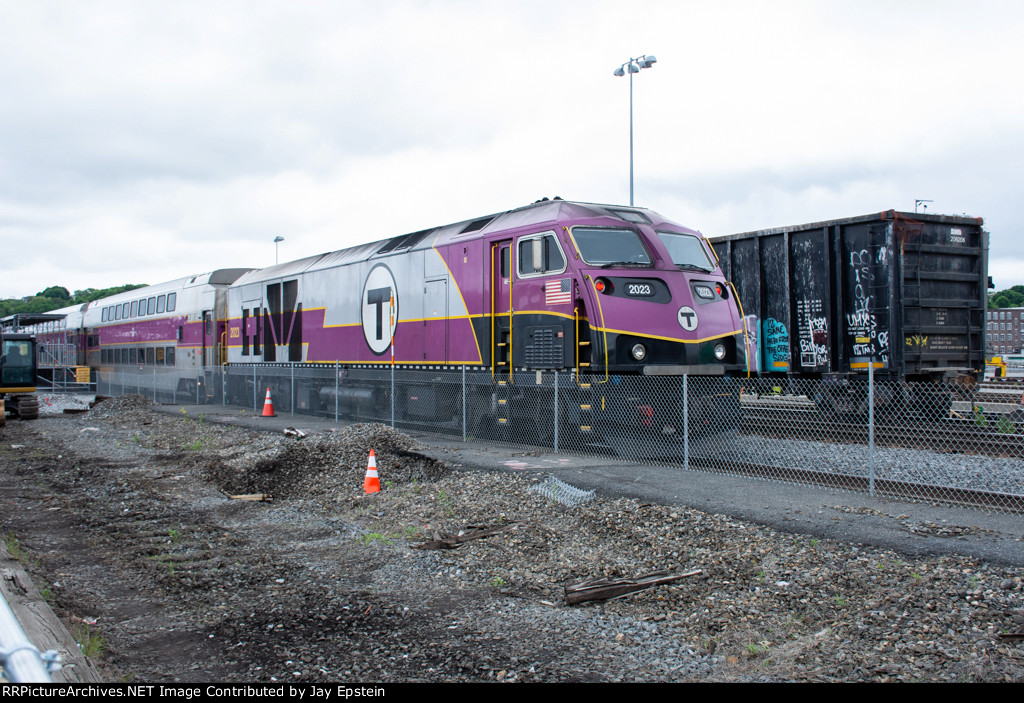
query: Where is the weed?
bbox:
[402,525,420,539]
[76,623,106,659]
[3,532,28,563]
[437,489,455,517]
[756,571,765,582]
[746,642,769,657]
[834,596,847,607]
[40,587,52,602]
[490,576,506,587]
[132,434,140,444]
[360,533,392,546]
[185,440,202,451]
[167,528,179,543]
[912,572,921,581]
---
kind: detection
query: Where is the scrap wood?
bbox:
[222,492,273,502]
[564,569,702,605]
[283,427,308,438]
[413,522,518,550]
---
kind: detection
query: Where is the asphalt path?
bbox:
[157,402,1024,567]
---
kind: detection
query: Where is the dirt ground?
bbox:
[1,396,1023,683]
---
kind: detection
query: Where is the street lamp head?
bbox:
[273,236,285,244]
[613,65,625,77]
[628,62,640,73]
[640,55,657,68]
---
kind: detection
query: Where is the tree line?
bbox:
[989,285,1024,310]
[0,284,148,319]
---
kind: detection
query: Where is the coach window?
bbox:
[517,232,566,278]
[156,347,165,366]
[157,295,165,314]
[129,348,137,364]
[138,347,146,364]
[148,297,156,315]
[130,301,138,318]
[167,292,176,312]
[166,347,175,366]
[146,347,155,365]
[122,302,130,319]
[138,299,146,316]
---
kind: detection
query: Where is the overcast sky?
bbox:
[2,0,1023,299]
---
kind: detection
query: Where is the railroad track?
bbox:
[686,454,1024,513]
[740,411,1024,456]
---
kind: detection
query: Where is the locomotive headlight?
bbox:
[630,343,648,361]
[594,277,614,294]
[713,343,727,361]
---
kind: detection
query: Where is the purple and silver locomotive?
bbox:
[223,198,747,441]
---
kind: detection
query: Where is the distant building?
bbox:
[987,307,1024,355]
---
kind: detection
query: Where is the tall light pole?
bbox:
[273,236,285,264]
[613,54,657,206]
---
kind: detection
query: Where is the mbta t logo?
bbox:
[361,264,399,355]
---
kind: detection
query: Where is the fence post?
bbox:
[253,365,257,413]
[683,374,689,471]
[868,363,875,497]
[390,364,395,428]
[553,371,559,453]
[290,362,295,417]
[335,361,339,423]
[462,366,467,442]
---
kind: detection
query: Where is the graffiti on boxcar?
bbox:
[796,298,828,368]
[762,317,790,369]
[743,314,761,372]
[846,248,889,364]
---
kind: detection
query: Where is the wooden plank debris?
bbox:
[564,569,702,605]
[1,543,103,682]
[223,493,272,502]
[413,523,517,550]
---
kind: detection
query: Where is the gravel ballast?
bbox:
[0,395,1022,682]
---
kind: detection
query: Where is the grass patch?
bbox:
[3,531,29,563]
[76,623,106,659]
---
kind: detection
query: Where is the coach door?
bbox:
[491,240,513,379]
[202,311,213,367]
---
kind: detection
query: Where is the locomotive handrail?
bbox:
[583,274,610,383]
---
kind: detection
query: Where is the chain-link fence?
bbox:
[95,365,1024,512]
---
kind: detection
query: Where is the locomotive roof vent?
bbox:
[459,216,495,234]
[375,228,435,255]
[607,208,651,224]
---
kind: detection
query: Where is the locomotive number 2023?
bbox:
[626,283,654,297]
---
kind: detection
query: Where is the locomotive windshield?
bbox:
[656,231,714,272]
[572,227,652,267]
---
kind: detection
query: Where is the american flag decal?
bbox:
[545,278,572,305]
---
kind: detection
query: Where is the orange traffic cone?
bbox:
[363,450,381,494]
[261,388,276,417]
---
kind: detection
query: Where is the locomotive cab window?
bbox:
[517,232,566,277]
[571,227,652,267]
[656,231,714,272]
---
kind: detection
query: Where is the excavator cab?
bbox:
[0,333,40,427]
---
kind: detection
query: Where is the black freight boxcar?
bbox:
[711,210,988,382]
